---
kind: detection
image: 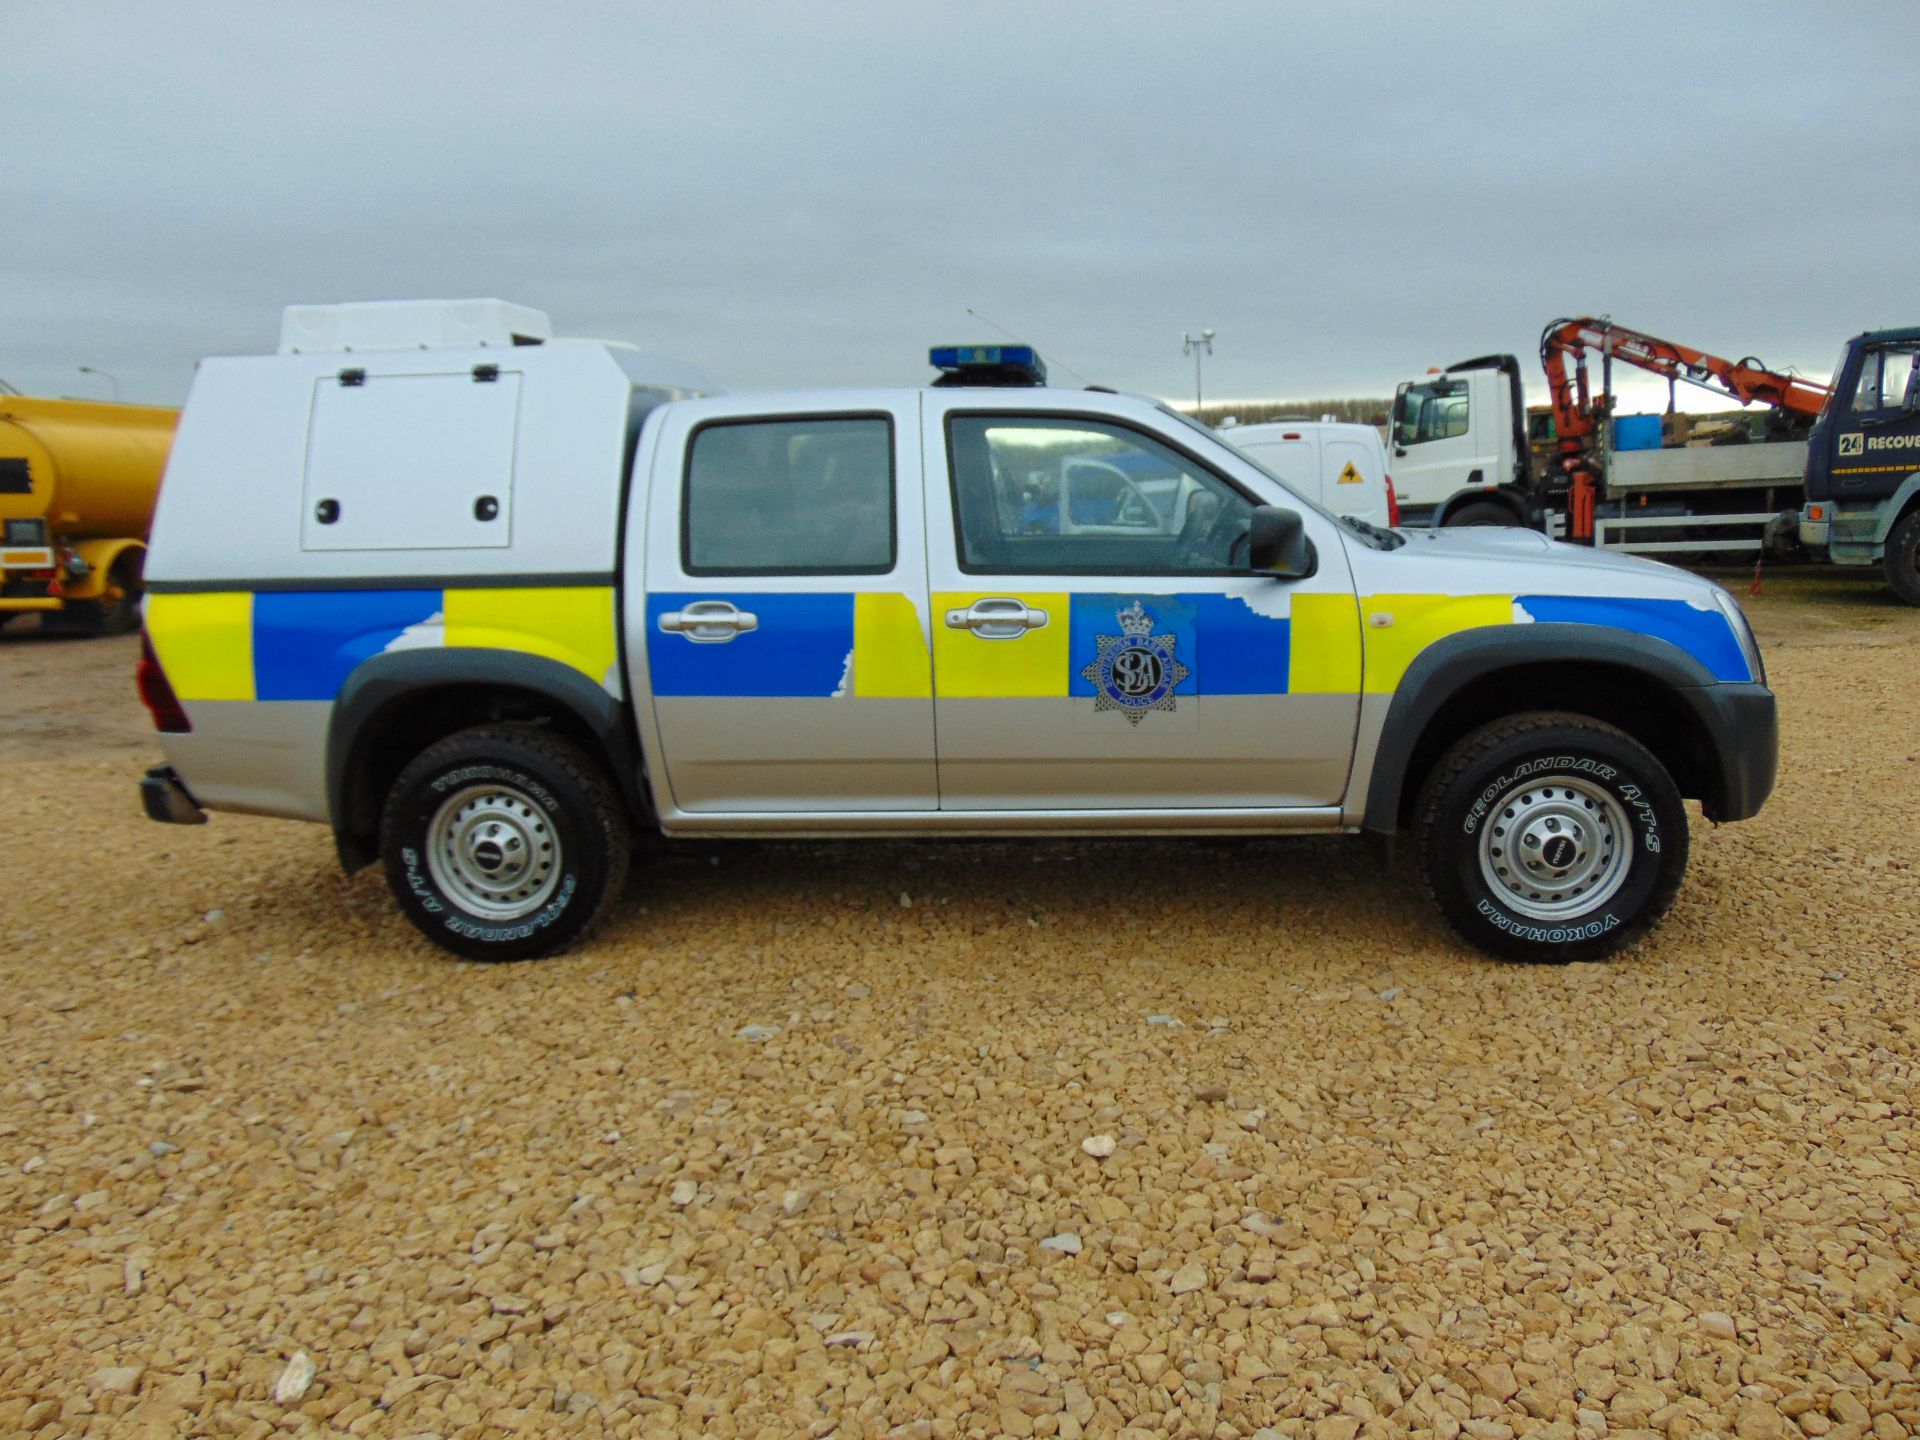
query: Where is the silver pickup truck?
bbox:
[137,301,1776,964]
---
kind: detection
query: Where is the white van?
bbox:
[1224,421,1397,529]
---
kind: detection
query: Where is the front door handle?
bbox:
[944,597,1049,639]
[659,599,759,643]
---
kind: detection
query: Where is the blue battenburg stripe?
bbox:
[646,592,854,697]
[1068,592,1290,697]
[1518,595,1751,683]
[254,589,445,701]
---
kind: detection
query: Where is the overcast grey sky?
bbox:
[7,2,1916,410]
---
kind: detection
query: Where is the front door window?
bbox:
[947,415,1253,574]
[1850,348,1919,413]
[1392,378,1471,446]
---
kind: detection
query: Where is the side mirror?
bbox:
[1247,505,1314,577]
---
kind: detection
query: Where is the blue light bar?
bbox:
[928,343,1048,387]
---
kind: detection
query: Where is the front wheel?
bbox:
[1886,508,1920,607]
[1414,713,1689,962]
[380,724,632,961]
[1443,501,1522,528]
[51,553,144,637]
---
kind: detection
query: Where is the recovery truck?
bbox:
[1389,317,1829,561]
[1798,327,1920,605]
[135,300,1777,966]
[0,393,177,633]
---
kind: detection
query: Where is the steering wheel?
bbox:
[1172,491,1223,568]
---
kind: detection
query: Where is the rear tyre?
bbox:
[1414,712,1688,962]
[1445,501,1521,528]
[380,723,632,961]
[1886,508,1920,607]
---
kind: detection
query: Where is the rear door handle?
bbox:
[944,597,1049,639]
[659,599,758,643]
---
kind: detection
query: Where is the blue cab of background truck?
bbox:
[1799,326,1920,571]
[1805,326,1920,507]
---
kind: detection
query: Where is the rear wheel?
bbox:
[1414,712,1688,962]
[380,723,632,961]
[1887,508,1920,607]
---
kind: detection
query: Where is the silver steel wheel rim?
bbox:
[425,783,561,921]
[1477,774,1632,922]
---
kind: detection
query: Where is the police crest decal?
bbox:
[1080,600,1190,724]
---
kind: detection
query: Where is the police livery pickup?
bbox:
[136,300,1777,964]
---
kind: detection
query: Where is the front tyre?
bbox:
[1414,712,1688,962]
[380,724,632,961]
[1444,501,1522,528]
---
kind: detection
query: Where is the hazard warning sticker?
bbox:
[1336,461,1364,484]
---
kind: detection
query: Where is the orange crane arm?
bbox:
[1540,316,1831,442]
[1537,317,1831,543]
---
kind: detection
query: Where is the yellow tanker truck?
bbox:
[0,394,177,635]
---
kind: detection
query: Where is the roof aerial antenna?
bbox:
[965,307,1093,388]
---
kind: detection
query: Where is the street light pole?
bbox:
[77,365,120,402]
[1181,329,1215,413]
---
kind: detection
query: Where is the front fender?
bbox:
[1361,622,1725,836]
[1869,472,1920,542]
[64,538,145,601]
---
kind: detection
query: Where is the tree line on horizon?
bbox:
[1178,397,1394,428]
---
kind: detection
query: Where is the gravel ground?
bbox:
[2,570,1917,1440]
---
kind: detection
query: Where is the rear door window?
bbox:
[683,415,894,574]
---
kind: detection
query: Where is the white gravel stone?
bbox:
[273,1351,316,1405]
[1039,1231,1082,1254]
[1081,1134,1117,1159]
[89,1366,143,1395]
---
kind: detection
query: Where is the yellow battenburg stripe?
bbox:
[1360,593,1513,693]
[145,591,254,701]
[930,591,1069,698]
[1287,591,1363,694]
[851,592,932,698]
[443,586,618,689]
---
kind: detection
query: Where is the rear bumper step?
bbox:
[141,765,208,825]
